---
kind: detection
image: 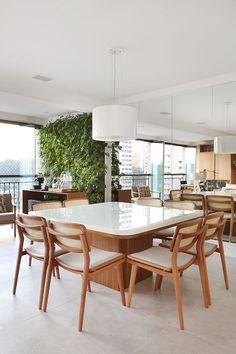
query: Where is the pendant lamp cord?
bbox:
[113,50,116,104]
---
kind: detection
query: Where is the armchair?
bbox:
[131,185,161,203]
[0,193,16,237]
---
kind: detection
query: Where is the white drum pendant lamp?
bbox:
[214,102,236,153]
[92,104,137,141]
[214,136,236,154]
[92,48,137,142]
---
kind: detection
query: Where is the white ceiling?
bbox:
[0,0,236,144]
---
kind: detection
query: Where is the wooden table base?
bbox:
[87,230,153,290]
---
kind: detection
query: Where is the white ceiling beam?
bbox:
[116,71,236,104]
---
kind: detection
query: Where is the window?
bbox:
[0,123,37,208]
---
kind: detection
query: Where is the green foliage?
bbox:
[38,113,120,203]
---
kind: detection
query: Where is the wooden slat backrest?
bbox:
[17,213,47,243]
[47,220,90,254]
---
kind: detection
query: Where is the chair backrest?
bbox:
[32,201,62,211]
[164,200,196,210]
[182,193,206,214]
[63,199,89,207]
[47,220,90,255]
[203,212,224,241]
[137,185,151,198]
[171,218,204,253]
[17,213,47,243]
[169,190,182,201]
[135,199,163,207]
[0,193,13,213]
[206,195,234,214]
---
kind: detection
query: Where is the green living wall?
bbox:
[38,113,120,203]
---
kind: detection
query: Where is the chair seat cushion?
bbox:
[25,243,65,258]
[223,212,236,219]
[187,242,217,255]
[56,247,123,271]
[155,227,176,237]
[128,246,194,271]
[0,212,14,222]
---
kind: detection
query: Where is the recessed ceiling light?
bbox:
[32,75,53,82]
[196,122,205,125]
[160,112,170,115]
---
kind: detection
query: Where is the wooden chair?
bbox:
[182,193,206,216]
[154,201,196,239]
[13,214,64,309]
[135,198,163,207]
[63,199,89,207]
[127,218,207,330]
[0,193,16,237]
[132,185,161,203]
[32,200,62,211]
[43,220,126,332]
[185,212,229,307]
[206,195,236,242]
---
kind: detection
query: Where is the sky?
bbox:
[0,123,35,161]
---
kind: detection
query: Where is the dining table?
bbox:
[31,202,203,290]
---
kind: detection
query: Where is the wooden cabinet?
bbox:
[215,154,231,181]
[198,148,236,182]
[22,189,87,213]
[198,152,215,179]
[112,189,131,203]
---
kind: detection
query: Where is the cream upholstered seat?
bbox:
[13,214,64,310]
[0,193,16,237]
[63,199,89,207]
[127,218,207,330]
[135,198,163,207]
[56,247,123,272]
[129,246,194,271]
[206,195,236,242]
[25,243,64,258]
[43,219,126,332]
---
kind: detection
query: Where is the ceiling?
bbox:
[0,0,236,144]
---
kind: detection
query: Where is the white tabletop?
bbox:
[31,202,203,237]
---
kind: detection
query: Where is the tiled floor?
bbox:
[0,225,236,354]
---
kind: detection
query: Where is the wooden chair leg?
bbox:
[229,220,233,243]
[115,264,126,306]
[218,243,229,289]
[78,273,89,332]
[28,241,33,267]
[52,267,55,277]
[13,222,16,238]
[87,281,91,292]
[55,265,60,279]
[127,265,138,308]
[42,261,54,312]
[197,256,210,308]
[154,274,163,291]
[39,258,48,310]
[173,272,184,330]
[12,250,23,294]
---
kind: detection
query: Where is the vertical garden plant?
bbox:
[38,113,120,203]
